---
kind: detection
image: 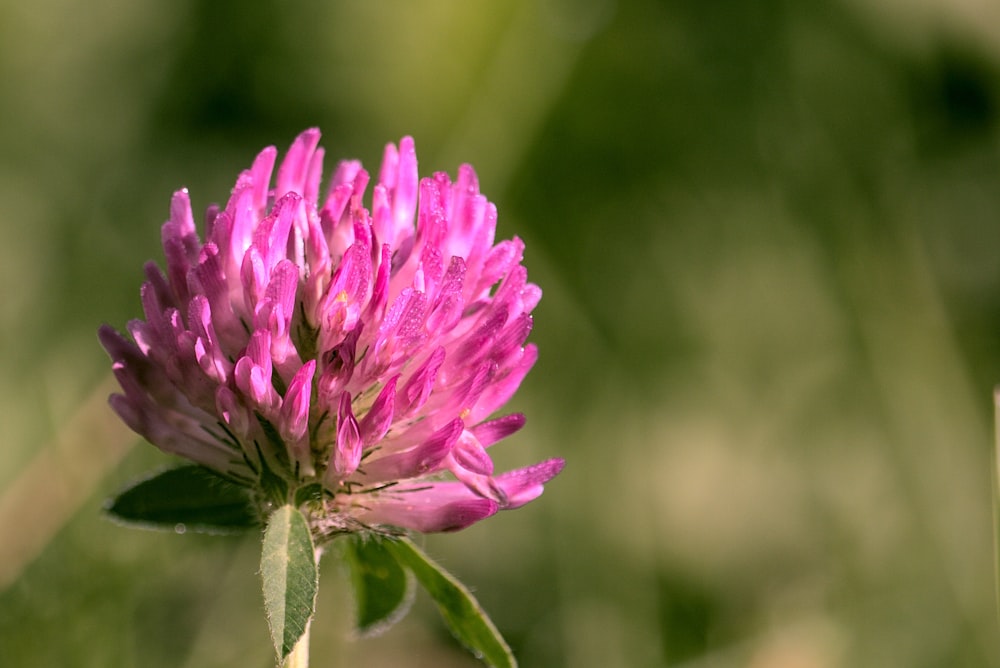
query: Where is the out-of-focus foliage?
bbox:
[2,0,1000,666]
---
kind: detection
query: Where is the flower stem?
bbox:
[284,619,311,668]
[284,545,323,668]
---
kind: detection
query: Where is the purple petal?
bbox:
[239,144,277,214]
[450,430,494,476]
[317,325,360,408]
[469,343,538,424]
[280,360,316,471]
[470,413,526,448]
[388,137,418,232]
[216,385,250,441]
[187,295,230,383]
[161,189,199,305]
[358,376,397,446]
[495,458,565,509]
[234,330,277,411]
[396,346,445,418]
[359,418,461,483]
[326,392,362,484]
[522,282,542,314]
[240,246,268,317]
[280,360,316,444]
[108,390,242,475]
[359,487,499,533]
[470,237,523,302]
[276,128,321,200]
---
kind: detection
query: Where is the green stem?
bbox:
[284,544,323,668]
[283,618,311,668]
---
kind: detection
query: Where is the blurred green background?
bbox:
[2,0,1000,665]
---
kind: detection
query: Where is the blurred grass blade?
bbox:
[0,373,134,592]
[105,465,257,534]
[994,389,1000,622]
[386,537,516,668]
[261,505,318,664]
[346,535,415,636]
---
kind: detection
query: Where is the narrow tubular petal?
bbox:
[396,347,445,418]
[327,392,362,485]
[358,377,397,446]
[216,385,250,441]
[359,418,462,483]
[317,326,360,408]
[280,360,316,473]
[234,330,278,413]
[450,431,494,476]
[99,324,177,405]
[389,136,418,246]
[108,391,245,475]
[281,360,316,444]
[190,243,244,353]
[470,414,526,448]
[243,145,278,213]
[188,296,230,384]
[358,490,498,533]
[494,458,566,509]
[276,128,321,200]
[469,343,539,424]
[162,191,198,305]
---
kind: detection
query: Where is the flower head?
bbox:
[100,129,563,537]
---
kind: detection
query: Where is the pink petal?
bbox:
[469,343,538,424]
[358,376,397,446]
[326,392,362,485]
[187,295,230,383]
[234,330,277,411]
[396,346,445,418]
[495,458,565,509]
[241,144,278,213]
[317,326,360,409]
[280,360,316,444]
[359,418,461,483]
[450,430,493,476]
[276,128,321,200]
[470,413,526,448]
[216,385,250,441]
[359,487,498,533]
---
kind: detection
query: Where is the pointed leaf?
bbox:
[345,536,414,636]
[105,465,258,534]
[385,537,516,668]
[261,505,318,663]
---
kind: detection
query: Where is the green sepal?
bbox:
[251,428,290,506]
[294,482,324,507]
[104,465,258,534]
[345,535,414,636]
[261,505,318,663]
[385,537,517,668]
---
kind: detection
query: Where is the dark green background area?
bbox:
[2,0,1000,665]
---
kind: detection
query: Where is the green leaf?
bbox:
[105,465,258,534]
[345,536,414,636]
[261,505,318,664]
[385,537,516,668]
